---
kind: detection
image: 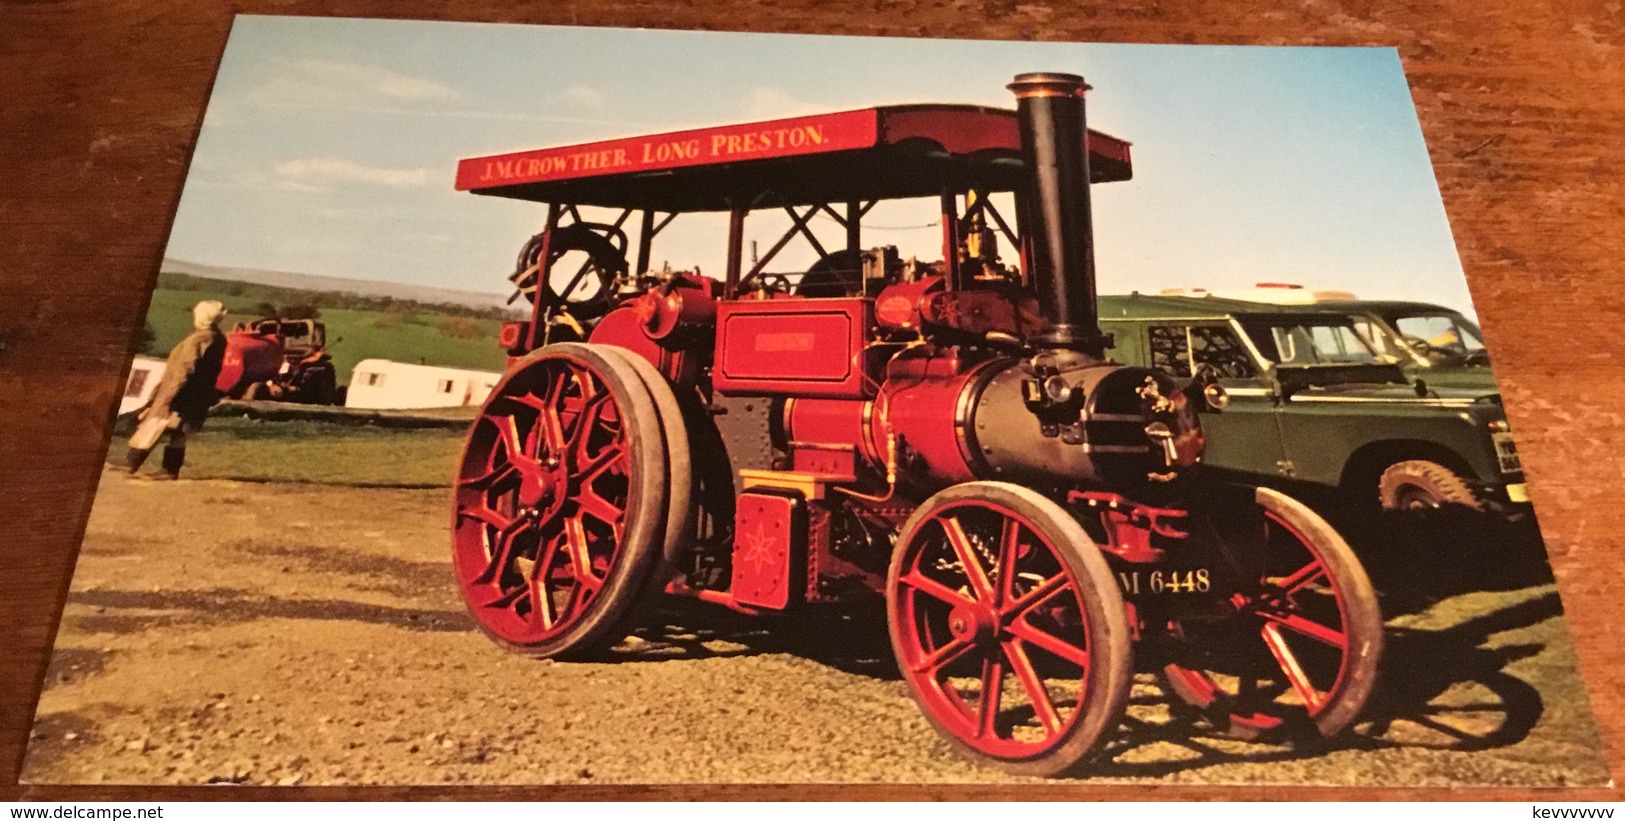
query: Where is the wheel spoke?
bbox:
[1002,639,1063,734]
[941,515,994,602]
[1260,622,1328,712]
[564,387,614,463]
[498,415,527,461]
[458,505,515,532]
[1258,610,1347,649]
[1002,572,1067,619]
[898,571,976,609]
[527,532,567,630]
[1273,559,1329,594]
[458,462,518,491]
[565,516,605,592]
[575,439,629,482]
[1006,617,1091,670]
[575,488,625,536]
[977,656,1006,739]
[909,633,978,675]
[474,517,527,585]
[996,516,1021,606]
[482,583,528,611]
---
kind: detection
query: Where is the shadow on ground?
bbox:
[66,587,472,635]
[610,566,1561,779]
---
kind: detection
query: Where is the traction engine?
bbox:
[450,73,1383,775]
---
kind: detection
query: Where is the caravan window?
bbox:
[438,379,455,393]
[361,372,385,387]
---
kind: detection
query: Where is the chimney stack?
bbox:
[1008,72,1107,358]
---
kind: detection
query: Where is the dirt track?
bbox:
[21,471,1610,786]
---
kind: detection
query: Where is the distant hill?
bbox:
[161,258,522,316]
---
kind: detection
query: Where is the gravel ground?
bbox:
[20,471,1611,786]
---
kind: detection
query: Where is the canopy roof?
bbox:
[456,104,1133,212]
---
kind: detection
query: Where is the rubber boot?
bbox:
[125,447,152,474]
[158,446,185,480]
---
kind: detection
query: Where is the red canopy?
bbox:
[456,104,1132,212]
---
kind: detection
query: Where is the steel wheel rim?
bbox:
[453,356,635,646]
[1167,508,1358,734]
[891,500,1097,761]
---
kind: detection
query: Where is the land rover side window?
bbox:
[1242,320,1382,365]
[1147,325,1192,377]
[1146,324,1256,378]
[1351,318,1412,363]
[1189,326,1257,378]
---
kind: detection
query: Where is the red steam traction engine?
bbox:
[451,73,1384,775]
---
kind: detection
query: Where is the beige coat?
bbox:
[141,328,227,429]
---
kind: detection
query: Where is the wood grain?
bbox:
[1,0,1621,800]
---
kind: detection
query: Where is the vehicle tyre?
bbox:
[297,362,339,405]
[886,481,1133,777]
[1377,459,1483,512]
[595,345,695,575]
[1162,487,1384,741]
[451,342,669,660]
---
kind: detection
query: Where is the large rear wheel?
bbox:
[451,342,668,659]
[887,482,1133,777]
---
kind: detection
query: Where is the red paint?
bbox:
[888,498,1097,760]
[458,105,1133,193]
[789,445,858,478]
[785,398,867,446]
[713,298,875,398]
[457,110,879,191]
[874,276,944,330]
[731,492,804,610]
[589,306,699,386]
[635,274,718,343]
[452,351,636,646]
[497,321,527,353]
[881,106,1131,173]
[1068,490,1190,564]
[865,349,1003,485]
[217,332,284,395]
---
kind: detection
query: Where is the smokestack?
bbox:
[1008,72,1107,358]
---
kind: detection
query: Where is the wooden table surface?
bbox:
[2,0,1621,801]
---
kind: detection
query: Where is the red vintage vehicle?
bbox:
[450,73,1383,776]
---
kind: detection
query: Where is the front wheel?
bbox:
[886,482,1133,777]
[1162,486,1383,740]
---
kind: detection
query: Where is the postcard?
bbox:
[21,16,1608,786]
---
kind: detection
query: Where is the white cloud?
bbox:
[745,87,828,119]
[271,157,435,192]
[562,85,606,110]
[249,58,460,110]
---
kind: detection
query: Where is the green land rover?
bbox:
[1098,294,1527,515]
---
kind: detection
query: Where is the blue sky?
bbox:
[167,16,1478,315]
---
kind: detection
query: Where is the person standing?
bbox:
[126,300,229,480]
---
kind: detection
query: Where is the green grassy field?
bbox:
[142,275,511,382]
[107,416,466,487]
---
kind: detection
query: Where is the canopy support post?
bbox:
[527,203,562,350]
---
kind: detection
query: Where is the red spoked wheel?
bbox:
[1163,486,1383,740]
[452,342,668,659]
[887,482,1133,776]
